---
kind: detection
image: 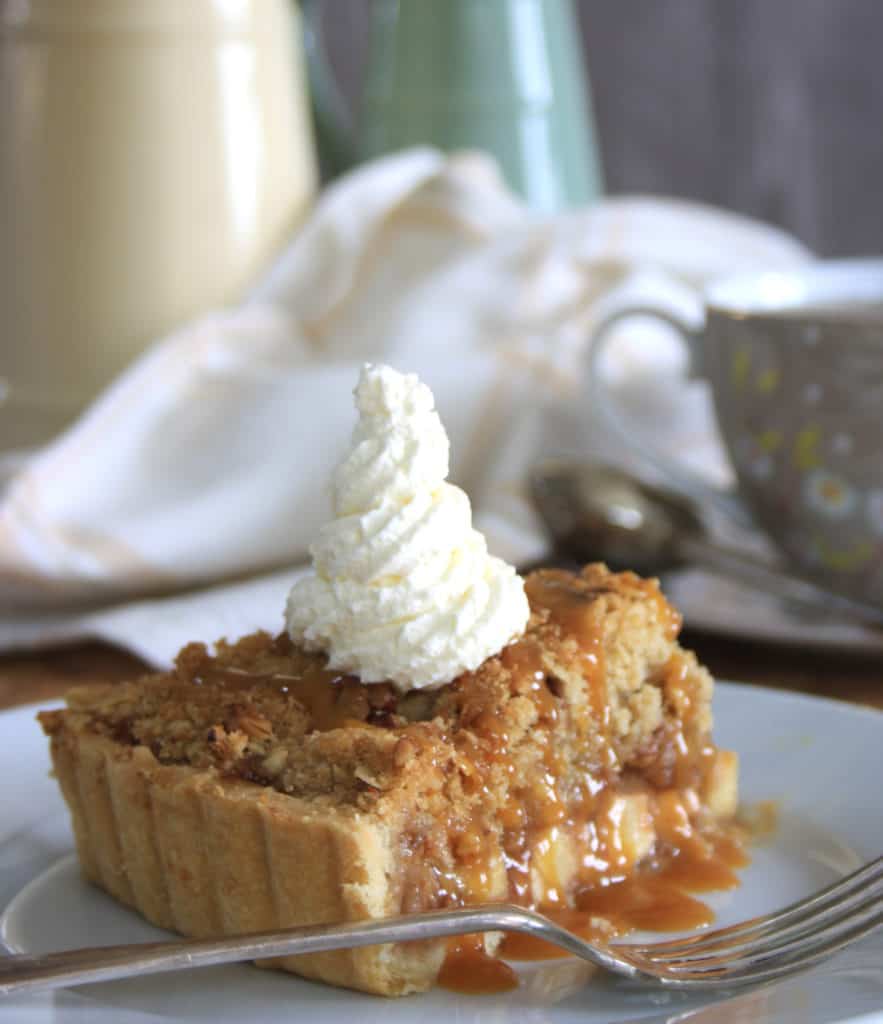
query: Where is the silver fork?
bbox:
[1,855,880,996]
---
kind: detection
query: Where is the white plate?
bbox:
[1,687,881,1024]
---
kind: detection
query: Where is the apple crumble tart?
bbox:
[39,563,740,996]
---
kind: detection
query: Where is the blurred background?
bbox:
[2,0,883,714]
[322,0,883,255]
[4,0,882,454]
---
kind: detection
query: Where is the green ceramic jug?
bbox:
[304,0,603,211]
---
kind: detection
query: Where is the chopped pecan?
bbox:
[231,706,273,740]
[207,724,249,765]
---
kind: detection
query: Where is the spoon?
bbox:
[529,458,883,628]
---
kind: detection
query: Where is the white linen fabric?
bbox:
[0,149,809,663]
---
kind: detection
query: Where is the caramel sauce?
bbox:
[654,589,683,641]
[499,907,612,961]
[525,570,602,648]
[440,794,750,980]
[496,828,748,964]
[522,571,612,760]
[438,943,519,994]
[195,663,390,732]
[659,834,749,892]
[466,825,746,967]
[575,875,714,933]
[437,567,751,989]
[275,670,374,731]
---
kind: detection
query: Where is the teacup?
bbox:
[585,260,883,609]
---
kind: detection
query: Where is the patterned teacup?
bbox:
[586,260,883,609]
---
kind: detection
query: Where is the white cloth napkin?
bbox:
[0,149,810,665]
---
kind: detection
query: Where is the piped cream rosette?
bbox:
[286,364,529,690]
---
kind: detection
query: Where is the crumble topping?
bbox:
[41,564,732,919]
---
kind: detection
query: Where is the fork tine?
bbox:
[644,880,883,976]
[625,854,883,961]
[639,903,883,989]
[634,856,883,965]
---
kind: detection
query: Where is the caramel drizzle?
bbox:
[439,570,746,993]
[193,664,394,732]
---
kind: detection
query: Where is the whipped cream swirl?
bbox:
[286,364,529,691]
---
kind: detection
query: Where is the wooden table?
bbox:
[1,632,881,713]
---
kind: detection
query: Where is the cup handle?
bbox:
[584,283,754,530]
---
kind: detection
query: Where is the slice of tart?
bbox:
[39,563,739,997]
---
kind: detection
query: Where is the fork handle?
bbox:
[0,905,599,995]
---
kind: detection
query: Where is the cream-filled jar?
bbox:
[0,0,317,450]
